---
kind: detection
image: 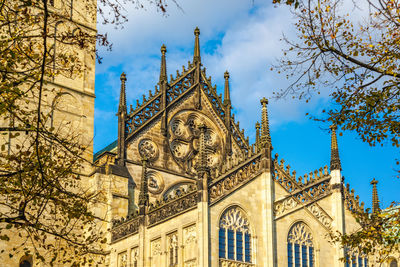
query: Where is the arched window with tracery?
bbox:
[287,222,314,267]
[218,206,252,264]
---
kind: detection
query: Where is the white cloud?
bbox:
[95,0,331,145]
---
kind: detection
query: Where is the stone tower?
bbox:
[0,0,97,265]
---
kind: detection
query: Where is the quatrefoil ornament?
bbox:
[138,139,159,161]
[168,111,223,174]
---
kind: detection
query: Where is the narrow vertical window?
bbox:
[287,222,314,267]
[309,247,314,267]
[294,244,300,267]
[244,233,251,263]
[227,229,235,260]
[236,231,243,261]
[219,228,226,258]
[288,243,293,267]
[358,257,363,267]
[352,256,357,267]
[301,245,307,266]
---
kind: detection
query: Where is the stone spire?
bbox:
[223,71,232,156]
[371,178,380,215]
[117,72,127,166]
[255,121,260,151]
[330,125,341,171]
[159,44,167,82]
[118,72,127,113]
[260,98,271,147]
[193,27,201,63]
[223,71,231,106]
[196,124,208,175]
[138,158,149,215]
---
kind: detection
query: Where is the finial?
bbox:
[330,124,341,171]
[371,178,380,214]
[224,70,229,79]
[161,44,166,54]
[261,97,268,106]
[193,27,201,63]
[159,44,167,82]
[260,97,271,147]
[224,70,231,107]
[120,72,127,81]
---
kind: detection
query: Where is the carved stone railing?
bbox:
[274,178,331,217]
[274,153,330,193]
[231,118,250,152]
[200,72,225,122]
[200,71,249,153]
[168,68,195,103]
[147,190,197,226]
[209,153,263,203]
[126,94,162,133]
[219,259,255,267]
[344,183,365,214]
[111,216,140,243]
[125,63,195,135]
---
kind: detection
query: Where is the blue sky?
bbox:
[94,0,399,210]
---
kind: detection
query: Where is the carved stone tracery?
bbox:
[138,138,159,161]
[287,222,314,247]
[146,170,164,195]
[168,111,223,174]
[220,206,250,234]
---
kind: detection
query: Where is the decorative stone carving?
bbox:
[118,251,128,267]
[168,111,224,174]
[220,206,250,233]
[287,222,314,246]
[167,232,179,266]
[130,247,139,267]
[111,217,140,242]
[309,204,332,229]
[219,259,255,267]
[150,238,162,267]
[274,197,298,216]
[138,138,159,161]
[209,155,262,202]
[146,170,164,194]
[184,224,197,266]
[163,182,195,201]
[148,191,197,226]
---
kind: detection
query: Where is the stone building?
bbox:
[0,0,397,265]
[92,29,399,267]
[0,0,96,265]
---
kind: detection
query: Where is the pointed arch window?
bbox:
[287,222,314,267]
[218,206,252,264]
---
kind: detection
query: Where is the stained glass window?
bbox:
[287,222,314,267]
[228,229,235,260]
[219,206,252,263]
[288,243,293,267]
[219,228,226,258]
[236,231,243,261]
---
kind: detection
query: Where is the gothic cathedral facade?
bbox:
[92,29,397,267]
